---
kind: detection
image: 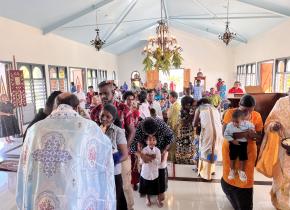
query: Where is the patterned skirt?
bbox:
[175,126,196,165]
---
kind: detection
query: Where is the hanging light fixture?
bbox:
[218,0,236,45]
[142,0,183,73]
[90,10,105,51]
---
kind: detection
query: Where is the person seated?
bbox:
[228,81,244,94]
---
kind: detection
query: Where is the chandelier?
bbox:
[90,11,105,51]
[142,0,183,73]
[218,0,236,45]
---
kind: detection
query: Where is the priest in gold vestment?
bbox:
[257,96,290,210]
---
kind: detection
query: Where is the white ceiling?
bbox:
[0,0,289,54]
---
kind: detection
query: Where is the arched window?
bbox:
[87,70,92,78]
[32,67,43,79]
[275,58,290,93]
[278,60,285,72]
[87,69,98,90]
[112,71,116,80]
[20,66,30,79]
[18,63,47,122]
[287,60,290,72]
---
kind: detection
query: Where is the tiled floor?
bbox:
[0,138,275,210]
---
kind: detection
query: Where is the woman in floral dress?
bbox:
[175,96,197,164]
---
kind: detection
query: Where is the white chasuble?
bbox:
[16,104,116,210]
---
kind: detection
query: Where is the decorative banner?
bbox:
[8,70,27,107]
[0,63,8,96]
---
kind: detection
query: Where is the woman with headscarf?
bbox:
[221,94,263,210]
[193,98,223,180]
[0,94,20,143]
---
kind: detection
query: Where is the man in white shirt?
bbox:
[147,89,163,119]
[74,84,86,109]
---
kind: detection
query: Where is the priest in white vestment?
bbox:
[16,93,116,210]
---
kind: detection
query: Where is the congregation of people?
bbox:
[11,77,290,210]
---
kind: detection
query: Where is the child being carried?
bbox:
[224,109,255,182]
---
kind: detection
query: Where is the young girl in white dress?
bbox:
[139,135,163,207]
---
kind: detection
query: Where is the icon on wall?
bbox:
[131,71,141,88]
[131,71,141,81]
[70,68,84,89]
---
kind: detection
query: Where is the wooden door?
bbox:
[260,63,273,93]
[183,68,191,88]
[146,70,159,89]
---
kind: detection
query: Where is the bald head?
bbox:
[56,92,79,109]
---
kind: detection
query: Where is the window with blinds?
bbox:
[246,63,257,86]
[237,63,257,87]
[18,63,47,112]
[49,65,68,92]
[0,61,12,71]
[87,69,98,90]
[0,61,12,96]
[237,65,246,87]
[98,69,108,82]
[112,71,116,80]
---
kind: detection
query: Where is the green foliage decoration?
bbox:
[172,49,183,69]
[142,47,183,74]
[142,53,153,71]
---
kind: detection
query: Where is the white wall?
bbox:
[3,15,290,93]
[117,47,147,88]
[0,17,118,92]
[234,19,290,66]
[117,28,235,90]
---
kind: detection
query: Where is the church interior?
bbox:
[0,0,290,210]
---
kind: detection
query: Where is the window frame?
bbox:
[87,68,98,91]
[0,61,12,96]
[236,63,257,87]
[48,65,68,92]
[17,62,47,113]
[274,57,290,93]
[112,71,116,80]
